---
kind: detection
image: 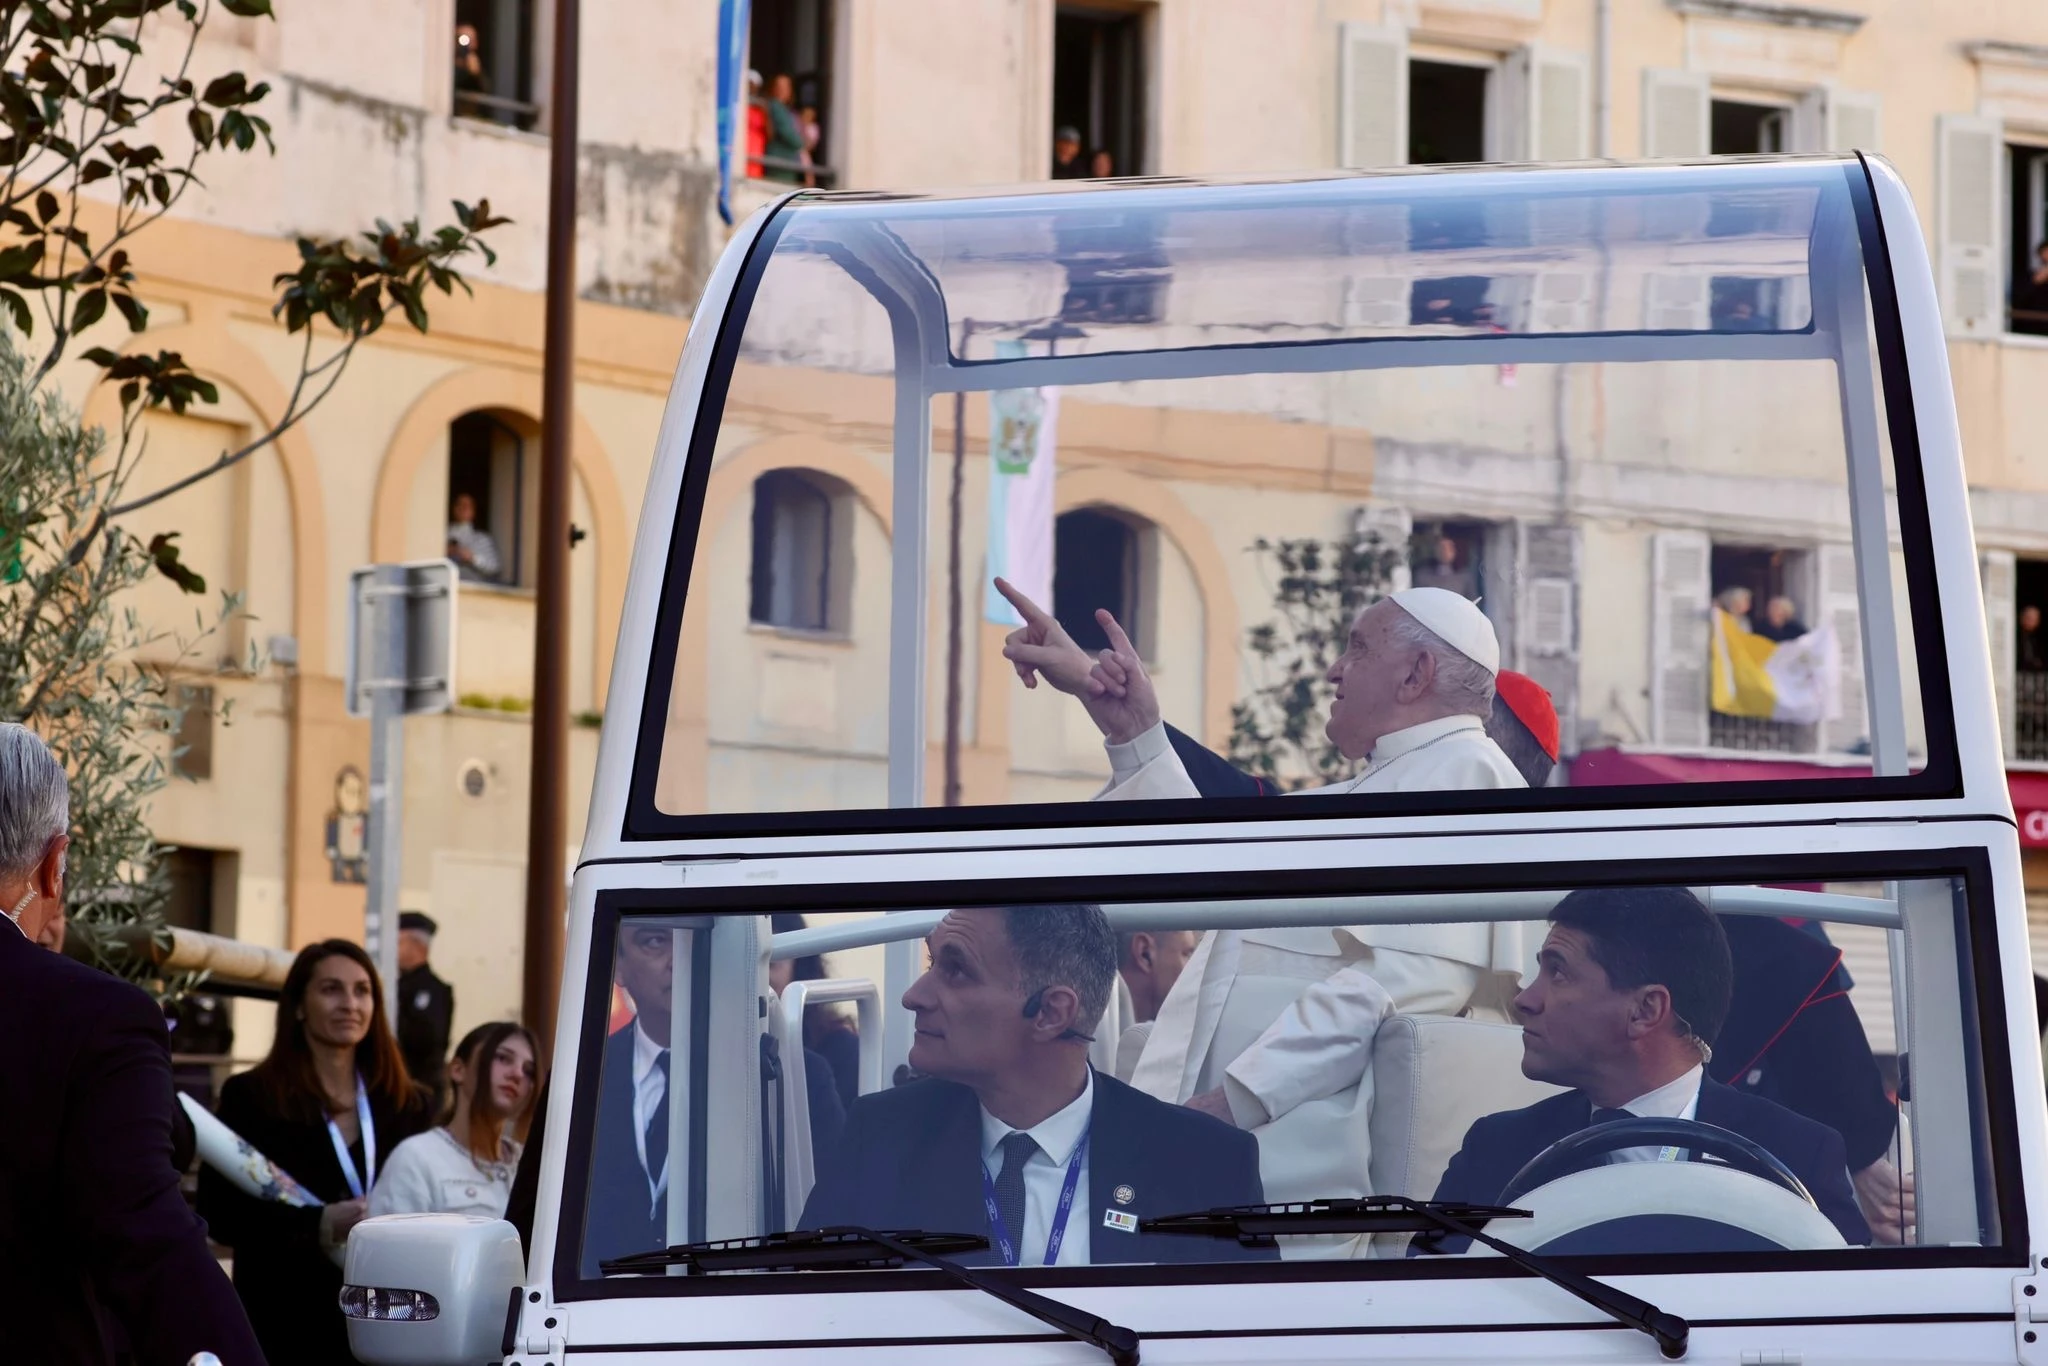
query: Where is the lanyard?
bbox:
[980,1133,1088,1267]
[326,1074,377,1200]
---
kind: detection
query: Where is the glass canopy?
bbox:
[634,157,1949,833]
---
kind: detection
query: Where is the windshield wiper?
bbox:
[602,1227,1141,1366]
[1142,1197,1688,1361]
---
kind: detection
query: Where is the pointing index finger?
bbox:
[994,576,1052,627]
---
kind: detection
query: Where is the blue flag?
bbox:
[715,0,752,226]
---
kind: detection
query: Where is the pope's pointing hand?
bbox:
[993,577,1160,745]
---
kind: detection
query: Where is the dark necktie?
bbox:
[1590,1107,1633,1128]
[644,1051,672,1200]
[993,1132,1039,1260]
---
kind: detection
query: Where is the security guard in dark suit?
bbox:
[396,910,455,1106]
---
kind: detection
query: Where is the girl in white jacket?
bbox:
[369,1021,539,1220]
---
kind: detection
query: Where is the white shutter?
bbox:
[1937,114,2004,337]
[1650,530,1711,748]
[1532,269,1593,330]
[1828,89,1883,154]
[1519,522,1579,760]
[1506,45,1590,163]
[1342,274,1410,328]
[1983,548,2019,761]
[1818,542,1869,755]
[1339,23,1408,169]
[1644,273,1710,330]
[1641,68,1710,160]
[1354,503,1412,591]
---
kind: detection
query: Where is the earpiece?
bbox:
[1021,987,1096,1043]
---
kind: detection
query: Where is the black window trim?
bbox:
[623,158,1962,842]
[549,844,2024,1310]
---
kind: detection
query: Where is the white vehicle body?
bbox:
[345,155,2048,1366]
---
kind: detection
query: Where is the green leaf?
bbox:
[145,533,206,595]
[35,189,57,223]
[111,291,146,331]
[219,0,275,14]
[71,288,107,332]
[0,287,29,334]
[185,108,212,147]
[200,73,248,108]
[79,157,112,184]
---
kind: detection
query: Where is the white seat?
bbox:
[1365,1014,1561,1254]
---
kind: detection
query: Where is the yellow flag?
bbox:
[1710,607,1780,719]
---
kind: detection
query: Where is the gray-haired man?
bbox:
[799,903,1274,1267]
[0,723,266,1364]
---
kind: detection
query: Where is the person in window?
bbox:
[370,1022,539,1221]
[586,923,846,1273]
[2020,603,2046,673]
[446,491,502,582]
[1425,888,1870,1251]
[1410,532,1479,599]
[453,23,489,104]
[2015,240,2048,330]
[197,940,431,1365]
[761,73,805,185]
[1755,594,1808,643]
[1051,125,1086,179]
[1089,147,1115,178]
[1714,585,1754,633]
[799,904,1274,1266]
[744,69,766,178]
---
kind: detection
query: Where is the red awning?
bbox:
[1572,748,2048,849]
[2013,771,2048,848]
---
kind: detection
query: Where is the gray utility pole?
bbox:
[348,560,457,1017]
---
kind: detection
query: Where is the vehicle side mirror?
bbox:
[342,1214,523,1365]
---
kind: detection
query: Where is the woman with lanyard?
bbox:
[199,939,429,1364]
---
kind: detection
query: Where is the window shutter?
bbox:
[1641,68,1709,159]
[1828,89,1882,153]
[1938,114,2003,337]
[1518,522,1579,761]
[1983,548,2019,761]
[1508,45,1590,163]
[1817,542,1868,755]
[1353,503,1412,591]
[1339,23,1408,169]
[1650,530,1711,748]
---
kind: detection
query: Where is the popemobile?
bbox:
[337,152,2048,1366]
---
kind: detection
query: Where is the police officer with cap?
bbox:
[396,911,455,1106]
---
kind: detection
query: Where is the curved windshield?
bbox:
[636,160,1947,832]
[565,866,2011,1285]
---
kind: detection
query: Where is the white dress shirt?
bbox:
[978,1070,1094,1267]
[630,1021,670,1204]
[1605,1064,1703,1164]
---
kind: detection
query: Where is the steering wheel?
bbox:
[1500,1117,1815,1209]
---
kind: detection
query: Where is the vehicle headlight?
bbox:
[339,1285,441,1322]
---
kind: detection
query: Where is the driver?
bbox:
[1427,887,1871,1248]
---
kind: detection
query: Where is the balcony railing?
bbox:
[2018,670,2048,762]
[1708,711,1815,755]
[454,89,542,133]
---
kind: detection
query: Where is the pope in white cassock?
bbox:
[994,577,1528,1257]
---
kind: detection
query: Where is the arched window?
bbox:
[447,411,527,586]
[1054,507,1149,654]
[750,470,843,632]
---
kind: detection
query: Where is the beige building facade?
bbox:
[84,0,2048,1058]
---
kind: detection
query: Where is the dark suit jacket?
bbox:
[397,962,455,1094]
[579,1024,849,1275]
[800,1071,1276,1265]
[1428,1077,1870,1249]
[196,1067,429,1365]
[0,925,266,1366]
